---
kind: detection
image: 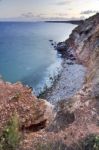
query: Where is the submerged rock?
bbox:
[56,42,67,51]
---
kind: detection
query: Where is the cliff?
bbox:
[0,14,99,150]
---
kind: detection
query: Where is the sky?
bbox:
[0,0,99,21]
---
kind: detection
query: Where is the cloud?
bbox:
[54,13,68,17]
[21,12,50,21]
[55,0,71,5]
[21,12,69,20]
[80,10,99,15]
[21,12,45,19]
[21,12,35,18]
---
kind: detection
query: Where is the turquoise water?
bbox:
[0,22,76,95]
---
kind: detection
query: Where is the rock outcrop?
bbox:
[0,80,54,133]
[66,13,99,65]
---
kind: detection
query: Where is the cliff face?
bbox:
[66,13,99,106]
[0,14,99,150]
[67,13,99,65]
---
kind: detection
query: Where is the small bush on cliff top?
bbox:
[71,135,99,150]
[83,135,99,150]
[0,114,21,150]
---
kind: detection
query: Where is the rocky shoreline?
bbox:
[39,58,86,105]
[40,36,86,104]
[0,13,99,150]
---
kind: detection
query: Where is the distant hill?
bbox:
[45,20,84,25]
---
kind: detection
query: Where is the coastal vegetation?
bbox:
[0,115,20,150]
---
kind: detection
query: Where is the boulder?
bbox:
[56,42,67,51]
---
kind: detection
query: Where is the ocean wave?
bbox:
[33,57,63,96]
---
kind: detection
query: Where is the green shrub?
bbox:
[93,135,99,150]
[0,114,21,150]
[82,134,99,150]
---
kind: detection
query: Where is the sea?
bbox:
[0,22,76,95]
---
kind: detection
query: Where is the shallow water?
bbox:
[0,22,76,95]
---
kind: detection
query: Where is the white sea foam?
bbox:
[34,57,63,96]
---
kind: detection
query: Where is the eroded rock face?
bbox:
[67,14,99,100]
[0,80,54,133]
[66,13,99,65]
